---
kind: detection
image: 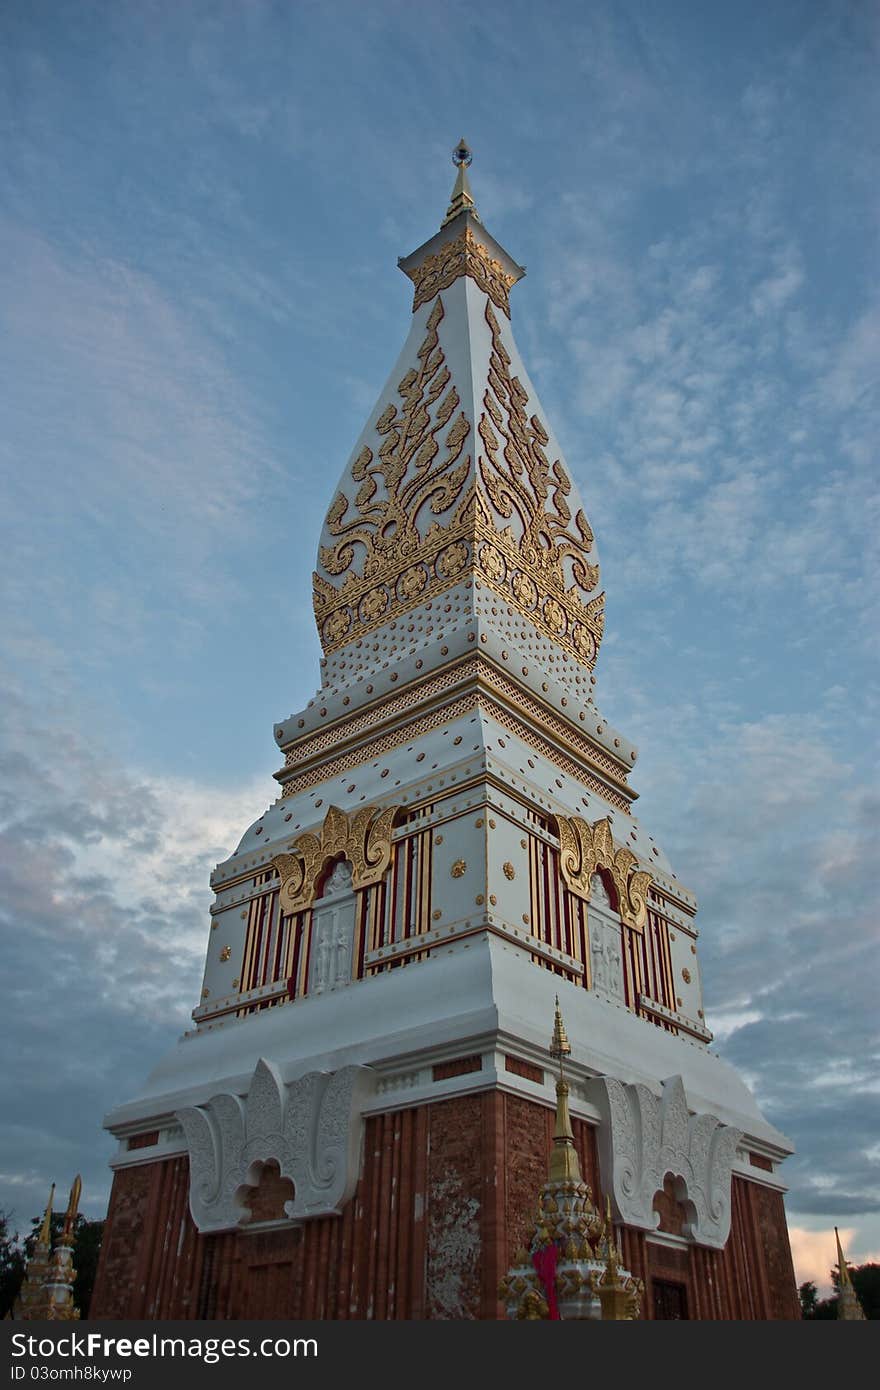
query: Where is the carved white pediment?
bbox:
[177,1059,373,1232]
[589,1073,742,1250]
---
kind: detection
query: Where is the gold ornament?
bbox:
[359,587,389,623]
[312,294,605,671]
[479,542,506,582]
[516,1288,549,1320]
[272,803,398,914]
[474,300,603,663]
[556,814,652,931]
[398,564,428,600]
[511,570,538,608]
[322,607,352,645]
[403,226,519,317]
[436,540,469,577]
[313,297,472,650]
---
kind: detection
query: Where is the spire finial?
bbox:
[550,995,571,1073]
[547,998,581,1183]
[834,1227,867,1319]
[600,1195,621,1278]
[37,1183,55,1247]
[60,1175,82,1246]
[442,138,480,227]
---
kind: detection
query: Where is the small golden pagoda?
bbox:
[10,1178,82,1321]
[499,1001,643,1320]
[835,1228,866,1321]
[11,1184,55,1319]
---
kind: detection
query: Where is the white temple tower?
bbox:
[92,145,800,1321]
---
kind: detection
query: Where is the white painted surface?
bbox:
[107,933,791,1159]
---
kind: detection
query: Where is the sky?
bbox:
[0,0,877,1299]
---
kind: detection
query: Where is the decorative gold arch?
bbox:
[555,814,651,933]
[272,804,398,914]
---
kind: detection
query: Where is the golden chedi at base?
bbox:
[91,144,800,1321]
[499,1002,644,1320]
[10,1178,82,1321]
[835,1229,867,1321]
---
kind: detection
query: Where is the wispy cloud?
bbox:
[0,673,269,1223]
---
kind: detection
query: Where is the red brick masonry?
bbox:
[91,1092,799,1319]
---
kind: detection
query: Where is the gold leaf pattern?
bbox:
[313,296,473,638]
[478,301,602,614]
[556,814,652,932]
[313,292,606,671]
[272,803,399,914]
[403,226,519,317]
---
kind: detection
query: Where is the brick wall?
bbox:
[91,1094,797,1320]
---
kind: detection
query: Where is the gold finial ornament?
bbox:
[517,1288,549,1320]
[442,137,480,226]
[548,998,581,1184]
[550,995,571,1063]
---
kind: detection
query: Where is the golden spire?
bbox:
[60,1175,82,1246]
[14,1184,57,1319]
[835,1227,852,1286]
[442,138,480,227]
[603,1195,619,1273]
[37,1184,55,1246]
[834,1227,866,1318]
[598,1194,638,1319]
[548,997,581,1182]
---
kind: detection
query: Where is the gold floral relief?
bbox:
[436,539,469,578]
[272,803,398,914]
[475,300,604,662]
[556,814,651,932]
[403,226,519,317]
[312,294,605,671]
[313,295,475,645]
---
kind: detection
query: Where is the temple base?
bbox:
[91,1092,799,1321]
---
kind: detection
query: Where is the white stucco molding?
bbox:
[177,1058,373,1233]
[589,1074,742,1250]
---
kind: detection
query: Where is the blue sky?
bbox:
[1,1,877,1295]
